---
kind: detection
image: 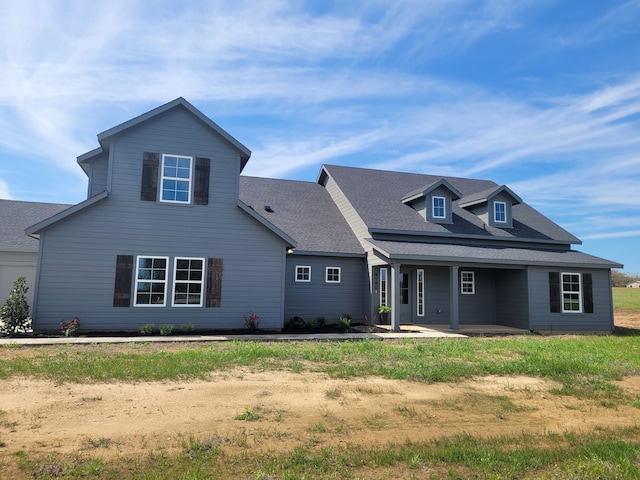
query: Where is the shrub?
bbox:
[0,276,31,336]
[243,312,260,331]
[139,323,157,335]
[307,318,320,330]
[337,316,351,331]
[60,317,80,337]
[159,324,174,336]
[181,322,194,332]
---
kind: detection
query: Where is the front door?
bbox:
[399,271,412,323]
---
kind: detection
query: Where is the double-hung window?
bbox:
[134,256,168,306]
[461,271,475,294]
[161,154,193,204]
[295,266,311,282]
[379,267,388,306]
[326,267,341,283]
[494,201,507,223]
[172,258,205,306]
[562,272,582,313]
[432,196,446,219]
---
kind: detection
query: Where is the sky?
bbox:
[0,0,639,274]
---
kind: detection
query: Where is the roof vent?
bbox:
[264,206,274,213]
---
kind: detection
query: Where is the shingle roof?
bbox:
[240,177,364,255]
[366,239,623,268]
[322,164,579,245]
[0,200,71,252]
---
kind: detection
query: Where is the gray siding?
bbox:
[422,266,450,324]
[284,255,366,323]
[33,108,287,333]
[495,269,529,328]
[88,154,109,197]
[528,266,614,331]
[0,251,38,310]
[459,268,496,325]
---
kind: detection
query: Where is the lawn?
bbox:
[613,286,640,311]
[1,334,640,479]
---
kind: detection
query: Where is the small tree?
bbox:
[0,276,31,335]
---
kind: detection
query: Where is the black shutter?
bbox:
[194,157,210,205]
[140,152,159,201]
[549,272,560,313]
[206,258,223,307]
[113,255,134,307]
[583,273,594,313]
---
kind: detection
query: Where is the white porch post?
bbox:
[390,262,401,332]
[450,265,459,331]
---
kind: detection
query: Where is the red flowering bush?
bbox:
[60,317,80,336]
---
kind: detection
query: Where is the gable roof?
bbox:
[0,200,72,252]
[240,176,365,256]
[79,97,252,171]
[402,178,463,204]
[458,185,522,208]
[320,164,579,245]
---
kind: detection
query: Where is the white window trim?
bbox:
[160,154,193,204]
[494,201,507,223]
[561,272,583,313]
[432,196,446,219]
[134,255,169,307]
[325,266,341,284]
[417,269,425,316]
[171,257,205,307]
[380,267,388,306]
[461,271,475,295]
[295,265,311,283]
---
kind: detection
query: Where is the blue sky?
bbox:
[1,0,639,273]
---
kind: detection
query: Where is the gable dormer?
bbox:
[402,179,462,224]
[458,185,522,228]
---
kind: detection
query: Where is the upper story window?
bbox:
[161,154,193,204]
[432,196,446,219]
[494,201,507,223]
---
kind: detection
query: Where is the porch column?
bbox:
[390,262,401,332]
[450,265,459,331]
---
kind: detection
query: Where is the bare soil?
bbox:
[1,311,639,468]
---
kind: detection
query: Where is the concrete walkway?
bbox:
[0,328,468,346]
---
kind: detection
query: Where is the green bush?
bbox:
[139,323,157,335]
[0,276,31,336]
[181,322,194,332]
[159,324,174,336]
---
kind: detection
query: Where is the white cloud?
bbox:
[0,178,11,199]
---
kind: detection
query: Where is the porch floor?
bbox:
[376,324,531,336]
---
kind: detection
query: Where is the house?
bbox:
[25,98,622,333]
[0,200,70,309]
[627,282,640,289]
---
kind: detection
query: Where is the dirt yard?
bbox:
[1,311,639,465]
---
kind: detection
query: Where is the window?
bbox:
[417,269,425,316]
[161,154,193,203]
[432,196,446,218]
[172,258,204,306]
[461,271,475,294]
[380,267,388,306]
[326,267,341,283]
[494,201,507,223]
[295,266,311,282]
[562,272,582,313]
[134,256,168,306]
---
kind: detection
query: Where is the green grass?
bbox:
[2,337,639,395]
[613,287,640,311]
[8,428,640,479]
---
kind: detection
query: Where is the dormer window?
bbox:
[161,154,193,204]
[432,196,446,219]
[494,201,507,223]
